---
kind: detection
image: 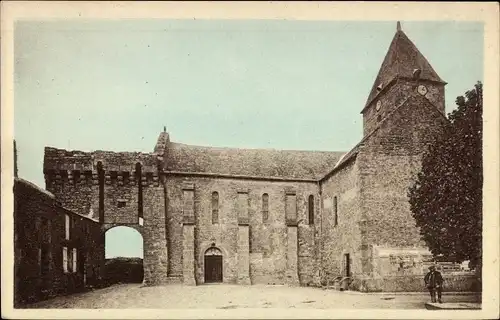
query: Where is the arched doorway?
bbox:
[204,247,223,283]
[104,226,144,284]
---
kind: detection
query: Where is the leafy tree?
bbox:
[408,82,482,269]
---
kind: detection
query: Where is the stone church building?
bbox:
[43,23,449,291]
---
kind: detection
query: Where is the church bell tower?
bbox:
[361,22,447,136]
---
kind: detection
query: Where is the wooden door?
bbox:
[344,253,350,277]
[204,255,222,283]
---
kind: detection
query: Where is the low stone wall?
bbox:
[351,273,481,292]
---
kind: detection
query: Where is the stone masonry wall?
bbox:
[358,94,447,280]
[54,206,105,292]
[363,79,445,136]
[14,178,103,306]
[142,183,169,285]
[164,175,319,286]
[44,147,166,286]
[44,147,158,224]
[102,172,139,224]
[319,160,362,286]
[45,171,95,217]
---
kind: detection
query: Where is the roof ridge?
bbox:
[14,177,55,198]
[322,93,449,181]
[321,94,414,181]
[170,141,345,154]
[44,146,153,156]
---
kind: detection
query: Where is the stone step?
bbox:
[425,302,481,310]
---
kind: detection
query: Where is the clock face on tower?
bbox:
[418,84,428,95]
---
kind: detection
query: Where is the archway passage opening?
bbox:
[104,226,144,284]
[204,247,223,283]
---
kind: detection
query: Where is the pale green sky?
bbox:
[14,20,483,258]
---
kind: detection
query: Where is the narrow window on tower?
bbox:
[135,163,144,226]
[308,195,315,225]
[262,193,269,223]
[97,161,104,223]
[333,196,338,226]
[211,191,219,224]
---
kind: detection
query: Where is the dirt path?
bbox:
[25,283,481,309]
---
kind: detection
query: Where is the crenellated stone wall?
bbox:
[43,147,170,285]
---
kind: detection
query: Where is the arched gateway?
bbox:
[204,247,223,283]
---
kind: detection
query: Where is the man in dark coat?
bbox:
[424,265,444,303]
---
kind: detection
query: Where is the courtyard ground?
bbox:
[24,283,481,309]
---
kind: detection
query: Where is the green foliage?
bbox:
[408,82,482,268]
[104,257,144,284]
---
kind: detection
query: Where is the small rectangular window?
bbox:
[72,248,77,273]
[262,193,269,223]
[212,209,219,224]
[38,248,42,275]
[117,199,127,208]
[212,192,219,224]
[138,217,144,226]
[308,195,315,225]
[69,248,73,272]
[62,247,68,273]
[333,196,338,226]
[65,214,70,240]
[44,218,52,244]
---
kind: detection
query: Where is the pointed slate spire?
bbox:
[362,22,446,111]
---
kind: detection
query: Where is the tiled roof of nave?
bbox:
[165,142,345,180]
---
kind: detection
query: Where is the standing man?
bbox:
[424,265,444,303]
